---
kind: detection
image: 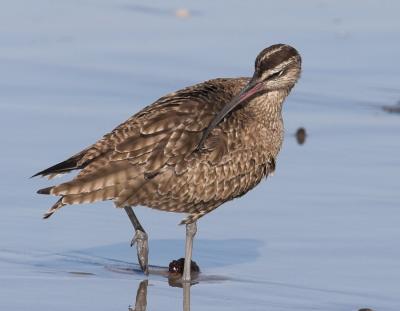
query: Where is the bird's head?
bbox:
[197,44,301,150]
[238,44,302,103]
[254,44,302,90]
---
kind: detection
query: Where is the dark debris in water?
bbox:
[295,127,307,145]
[168,258,200,274]
[382,100,400,113]
[358,308,374,311]
[383,105,400,113]
[167,258,200,287]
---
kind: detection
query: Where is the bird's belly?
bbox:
[137,146,274,226]
[161,149,268,202]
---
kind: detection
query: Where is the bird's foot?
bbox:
[130,230,149,275]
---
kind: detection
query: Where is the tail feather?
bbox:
[43,198,65,219]
[62,184,123,205]
[32,155,84,179]
[37,186,54,195]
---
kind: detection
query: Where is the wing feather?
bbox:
[35,78,255,219]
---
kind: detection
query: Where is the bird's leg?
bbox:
[182,221,197,282]
[124,207,149,275]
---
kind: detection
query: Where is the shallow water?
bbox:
[1,0,400,310]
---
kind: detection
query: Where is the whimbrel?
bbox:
[34,44,302,282]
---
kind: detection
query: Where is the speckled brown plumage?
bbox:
[35,44,302,225]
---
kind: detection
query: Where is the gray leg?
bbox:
[182,221,197,282]
[124,207,149,275]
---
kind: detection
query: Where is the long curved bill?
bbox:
[196,79,264,150]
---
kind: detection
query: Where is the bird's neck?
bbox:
[239,89,288,158]
[243,89,288,128]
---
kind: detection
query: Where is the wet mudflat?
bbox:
[1,1,399,310]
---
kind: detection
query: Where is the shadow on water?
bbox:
[0,238,262,279]
[62,238,263,270]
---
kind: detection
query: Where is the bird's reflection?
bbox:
[182,282,191,311]
[129,280,148,311]
[129,278,195,311]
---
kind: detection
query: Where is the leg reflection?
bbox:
[129,280,148,311]
[183,282,191,311]
[129,279,193,311]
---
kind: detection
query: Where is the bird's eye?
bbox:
[268,70,284,80]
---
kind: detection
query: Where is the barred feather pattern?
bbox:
[37,77,286,224]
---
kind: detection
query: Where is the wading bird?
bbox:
[34,44,302,282]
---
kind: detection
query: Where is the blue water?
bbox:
[1,1,400,310]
